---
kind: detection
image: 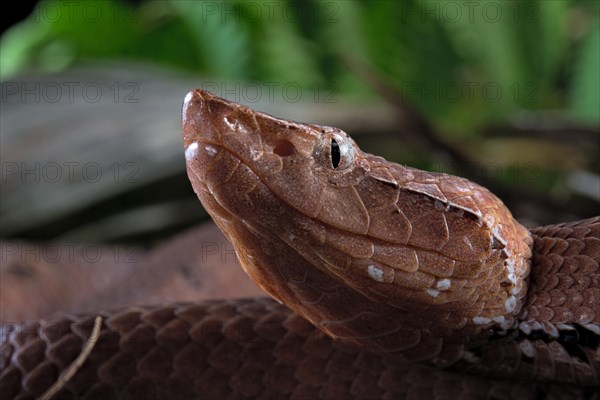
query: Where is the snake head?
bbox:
[182,90,533,363]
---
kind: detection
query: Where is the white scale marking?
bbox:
[473,316,491,325]
[492,315,512,331]
[436,279,451,291]
[367,265,384,282]
[505,296,517,313]
[520,340,536,359]
[584,324,600,335]
[185,142,200,161]
[182,91,194,124]
[519,321,532,335]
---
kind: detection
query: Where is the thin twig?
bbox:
[39,316,103,400]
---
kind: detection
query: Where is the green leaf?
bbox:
[570,20,600,124]
[168,0,250,79]
[0,18,51,79]
[537,0,571,84]
[254,11,322,88]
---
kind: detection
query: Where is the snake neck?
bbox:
[520,217,600,340]
[519,218,599,371]
[450,217,600,384]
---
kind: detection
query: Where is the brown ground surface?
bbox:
[0,223,263,323]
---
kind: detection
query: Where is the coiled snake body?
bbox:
[1,90,598,399]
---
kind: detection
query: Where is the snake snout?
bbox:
[181,89,205,147]
[181,89,228,147]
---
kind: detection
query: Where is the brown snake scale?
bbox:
[1,90,599,399]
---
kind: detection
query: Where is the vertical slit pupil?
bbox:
[331,139,340,168]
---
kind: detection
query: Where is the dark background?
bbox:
[1,1,37,34]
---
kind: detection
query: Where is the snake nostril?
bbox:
[273,140,296,157]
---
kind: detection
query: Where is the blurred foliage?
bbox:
[1,0,598,238]
[2,0,599,131]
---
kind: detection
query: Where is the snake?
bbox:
[1,89,598,399]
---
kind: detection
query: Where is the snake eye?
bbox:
[314,130,354,171]
[331,139,340,168]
